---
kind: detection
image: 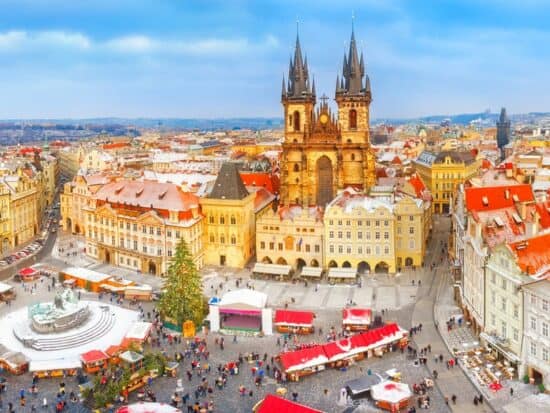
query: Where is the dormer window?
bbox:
[482,196,489,206]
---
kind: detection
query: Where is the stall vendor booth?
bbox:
[30,359,80,378]
[17,267,40,282]
[209,289,272,335]
[120,322,153,349]
[124,285,153,301]
[80,350,109,373]
[106,345,124,365]
[342,308,372,332]
[253,394,325,413]
[252,263,292,281]
[0,281,15,302]
[274,310,315,334]
[119,350,144,372]
[370,381,412,412]
[344,374,383,400]
[60,267,111,292]
[116,402,181,413]
[278,346,328,381]
[0,344,29,375]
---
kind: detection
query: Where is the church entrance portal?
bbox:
[316,156,333,206]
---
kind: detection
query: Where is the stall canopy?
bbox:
[99,284,125,292]
[274,310,314,327]
[80,350,109,364]
[122,322,153,345]
[345,375,383,398]
[370,381,412,404]
[0,282,13,294]
[30,359,81,372]
[116,402,182,413]
[19,267,38,277]
[256,394,324,413]
[343,308,372,326]
[252,263,292,276]
[219,289,268,309]
[300,266,322,278]
[279,345,329,373]
[327,268,357,279]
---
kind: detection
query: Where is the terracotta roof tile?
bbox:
[508,232,550,275]
[465,184,534,212]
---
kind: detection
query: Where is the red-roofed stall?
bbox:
[80,350,109,373]
[253,394,324,413]
[342,308,372,331]
[274,310,315,334]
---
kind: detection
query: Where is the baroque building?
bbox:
[279,29,376,208]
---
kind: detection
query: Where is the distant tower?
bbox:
[496,107,511,160]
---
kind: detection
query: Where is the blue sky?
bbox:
[0,0,549,119]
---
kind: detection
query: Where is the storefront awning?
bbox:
[327,268,357,279]
[480,332,521,363]
[300,266,322,278]
[252,263,292,276]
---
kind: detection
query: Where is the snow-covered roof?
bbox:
[219,289,267,309]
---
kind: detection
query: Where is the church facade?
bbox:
[279,29,376,208]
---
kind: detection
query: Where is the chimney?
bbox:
[526,210,540,238]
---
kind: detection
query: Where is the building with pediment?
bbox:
[82,180,203,275]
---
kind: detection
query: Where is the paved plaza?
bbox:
[0,216,542,412]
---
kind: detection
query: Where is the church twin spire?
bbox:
[282,22,371,101]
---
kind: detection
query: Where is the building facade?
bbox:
[83,180,203,275]
[279,29,376,208]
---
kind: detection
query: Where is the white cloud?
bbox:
[0,30,279,56]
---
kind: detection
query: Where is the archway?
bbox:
[342,261,352,268]
[262,256,272,264]
[296,258,306,270]
[276,257,288,265]
[358,261,370,275]
[328,260,338,268]
[375,262,389,274]
[104,250,111,264]
[405,257,414,267]
[148,261,157,275]
[316,156,333,206]
[310,259,319,267]
[74,224,80,234]
[14,235,18,246]
[66,218,72,231]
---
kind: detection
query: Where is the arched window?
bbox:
[351,153,356,161]
[209,234,215,243]
[349,109,357,129]
[209,215,214,224]
[293,163,300,172]
[220,216,225,225]
[231,235,236,245]
[230,215,236,225]
[293,111,300,131]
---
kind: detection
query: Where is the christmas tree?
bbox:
[157,239,205,327]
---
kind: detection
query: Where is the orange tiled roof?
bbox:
[102,142,129,150]
[508,232,550,275]
[536,201,550,229]
[465,184,534,212]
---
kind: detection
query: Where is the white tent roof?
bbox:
[252,263,291,276]
[328,268,357,279]
[300,266,323,277]
[62,267,111,283]
[125,322,153,340]
[371,381,412,404]
[0,281,13,294]
[219,289,267,309]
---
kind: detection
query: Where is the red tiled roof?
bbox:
[257,394,324,413]
[465,184,534,212]
[80,350,109,364]
[508,232,550,275]
[240,172,279,194]
[408,174,427,198]
[274,310,314,327]
[102,142,129,150]
[536,201,550,229]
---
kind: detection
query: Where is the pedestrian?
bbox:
[444,396,449,406]
[474,396,478,405]
[42,397,47,409]
[479,394,483,404]
[292,392,298,401]
[510,387,514,396]
[451,394,456,404]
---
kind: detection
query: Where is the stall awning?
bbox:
[480,332,521,363]
[274,310,314,327]
[327,268,357,279]
[19,267,38,277]
[252,263,292,276]
[300,266,322,278]
[256,394,324,413]
[80,350,109,364]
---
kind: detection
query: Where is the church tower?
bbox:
[335,26,376,190]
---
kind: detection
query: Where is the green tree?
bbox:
[157,239,205,327]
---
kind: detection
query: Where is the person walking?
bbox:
[451,394,456,404]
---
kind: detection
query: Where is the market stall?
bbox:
[106,345,124,365]
[116,402,181,413]
[342,308,372,331]
[0,281,15,302]
[278,345,328,381]
[252,263,292,280]
[253,394,324,413]
[60,267,111,292]
[273,309,315,334]
[80,350,109,373]
[327,267,357,284]
[17,267,40,282]
[29,359,80,378]
[370,381,412,412]
[124,285,153,301]
[120,322,153,348]
[299,266,323,279]
[209,289,272,335]
[0,344,29,375]
[119,350,144,372]
[344,374,383,400]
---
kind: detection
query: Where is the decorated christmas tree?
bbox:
[157,239,205,327]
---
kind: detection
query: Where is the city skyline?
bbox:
[1,0,549,119]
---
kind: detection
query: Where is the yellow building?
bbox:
[1,170,39,247]
[83,180,203,275]
[324,186,430,274]
[255,205,324,269]
[0,185,11,254]
[201,163,274,268]
[413,150,481,214]
[61,174,112,235]
[57,145,86,178]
